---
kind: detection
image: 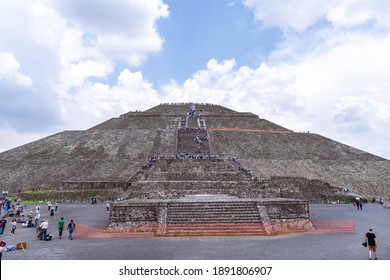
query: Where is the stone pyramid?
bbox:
[0,102,389,202]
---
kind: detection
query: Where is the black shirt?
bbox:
[366,232,376,246]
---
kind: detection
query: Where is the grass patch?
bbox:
[20,189,54,195]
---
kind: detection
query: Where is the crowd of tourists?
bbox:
[0,198,77,255]
[227,157,263,182]
[371,197,386,205]
[129,152,265,184]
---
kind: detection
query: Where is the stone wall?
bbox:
[60,181,127,190]
[108,198,311,236]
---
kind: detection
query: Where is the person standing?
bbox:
[106,202,110,211]
[39,219,49,240]
[67,219,76,240]
[58,217,65,239]
[27,211,33,227]
[10,218,17,236]
[0,218,7,236]
[34,212,40,234]
[365,228,378,260]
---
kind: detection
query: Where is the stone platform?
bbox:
[109,195,312,236]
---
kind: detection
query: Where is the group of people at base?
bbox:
[57,217,76,240]
[37,217,76,241]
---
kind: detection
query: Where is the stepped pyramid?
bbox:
[1,103,390,236]
[1,103,389,198]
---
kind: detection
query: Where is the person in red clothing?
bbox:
[365,228,378,260]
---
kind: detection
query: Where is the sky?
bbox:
[1,0,390,160]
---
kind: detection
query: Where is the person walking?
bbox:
[50,207,55,220]
[67,219,76,240]
[58,217,65,239]
[365,228,378,260]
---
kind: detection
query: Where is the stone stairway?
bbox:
[178,116,187,129]
[164,200,267,236]
[176,128,210,154]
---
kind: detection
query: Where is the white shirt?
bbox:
[40,221,48,229]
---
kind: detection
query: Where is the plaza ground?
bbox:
[1,202,389,260]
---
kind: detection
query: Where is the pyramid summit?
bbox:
[1,102,389,200]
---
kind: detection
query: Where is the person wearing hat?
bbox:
[39,219,49,240]
[365,228,378,260]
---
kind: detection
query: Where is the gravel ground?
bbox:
[1,202,389,260]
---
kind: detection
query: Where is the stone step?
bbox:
[168,210,259,215]
[168,215,261,222]
[168,203,258,208]
[167,218,261,224]
[131,181,259,185]
[168,211,259,215]
[168,209,260,214]
[163,223,267,237]
[167,200,262,224]
[168,204,258,209]
[126,189,264,199]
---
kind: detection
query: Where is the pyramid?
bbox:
[1,102,389,200]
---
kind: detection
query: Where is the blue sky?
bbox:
[1,0,390,160]
[139,0,282,85]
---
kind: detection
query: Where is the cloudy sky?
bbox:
[1,0,390,159]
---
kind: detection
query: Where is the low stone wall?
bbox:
[261,200,313,233]
[60,181,127,190]
[145,172,249,181]
[18,189,122,203]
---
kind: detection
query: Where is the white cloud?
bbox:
[0,52,32,88]
[0,127,50,153]
[0,0,168,133]
[50,0,169,65]
[60,69,160,128]
[243,0,336,31]
[161,58,304,123]
[327,0,390,29]
[243,0,390,31]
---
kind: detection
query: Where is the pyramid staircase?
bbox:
[164,200,267,236]
[176,128,210,154]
